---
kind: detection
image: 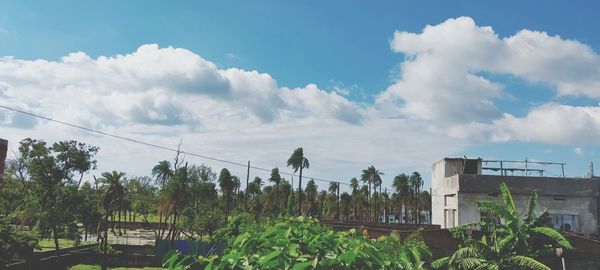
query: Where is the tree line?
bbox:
[0,138,431,249]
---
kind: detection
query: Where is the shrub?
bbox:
[164,216,430,270]
[0,219,38,265]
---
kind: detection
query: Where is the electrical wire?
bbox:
[0,104,365,187]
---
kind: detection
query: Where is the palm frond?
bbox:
[531,227,573,249]
[499,182,516,215]
[430,256,450,269]
[507,255,550,270]
[525,192,538,223]
[457,257,485,269]
[478,200,513,222]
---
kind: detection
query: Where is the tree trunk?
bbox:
[118,209,122,236]
[298,167,303,216]
[85,227,88,242]
[53,226,60,251]
[336,184,340,220]
[274,184,279,217]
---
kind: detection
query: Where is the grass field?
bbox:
[36,239,95,251]
[132,213,161,223]
[70,265,165,270]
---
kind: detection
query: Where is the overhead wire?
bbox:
[0,104,369,187]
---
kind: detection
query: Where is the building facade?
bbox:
[431,158,600,234]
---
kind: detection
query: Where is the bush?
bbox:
[0,219,38,265]
[164,216,430,270]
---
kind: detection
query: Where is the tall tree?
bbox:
[328,182,340,219]
[100,171,127,234]
[409,172,423,223]
[304,179,318,216]
[287,147,309,216]
[268,167,283,216]
[52,140,99,188]
[231,176,241,212]
[18,138,97,250]
[152,160,173,188]
[218,168,234,216]
[361,166,383,222]
[392,174,410,224]
[98,170,126,255]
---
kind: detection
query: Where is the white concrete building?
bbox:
[431,158,600,234]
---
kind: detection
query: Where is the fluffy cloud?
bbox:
[381,17,600,126]
[382,17,600,144]
[3,17,600,187]
[449,104,600,144]
[0,44,364,128]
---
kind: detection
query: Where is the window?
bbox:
[549,214,577,232]
[444,194,455,207]
[445,209,456,228]
[480,211,500,225]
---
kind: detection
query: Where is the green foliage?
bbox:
[164,217,430,270]
[432,182,572,270]
[0,219,38,265]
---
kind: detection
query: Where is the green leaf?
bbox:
[431,257,450,269]
[292,261,313,270]
[258,250,281,265]
[532,227,573,249]
[499,182,517,214]
[507,255,551,270]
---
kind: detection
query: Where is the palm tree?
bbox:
[268,167,283,216]
[409,172,423,223]
[163,165,190,241]
[98,171,126,257]
[361,166,383,221]
[287,147,309,215]
[231,176,241,212]
[392,174,410,224]
[304,179,318,216]
[218,168,234,216]
[248,177,263,219]
[328,182,340,219]
[349,178,359,193]
[349,178,359,221]
[152,160,173,188]
[419,191,431,224]
[340,192,352,220]
[432,182,572,270]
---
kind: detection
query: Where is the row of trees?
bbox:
[0,139,432,249]
[165,182,573,270]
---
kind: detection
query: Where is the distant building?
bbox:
[431,158,600,234]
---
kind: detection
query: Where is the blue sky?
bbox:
[2,1,600,190]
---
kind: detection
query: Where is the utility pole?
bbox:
[336,182,340,220]
[384,187,388,224]
[0,138,7,188]
[245,161,250,211]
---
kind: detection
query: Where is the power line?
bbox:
[1,104,358,187]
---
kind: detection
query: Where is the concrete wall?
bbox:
[431,158,600,233]
[458,174,599,197]
[451,174,599,234]
[431,159,461,228]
